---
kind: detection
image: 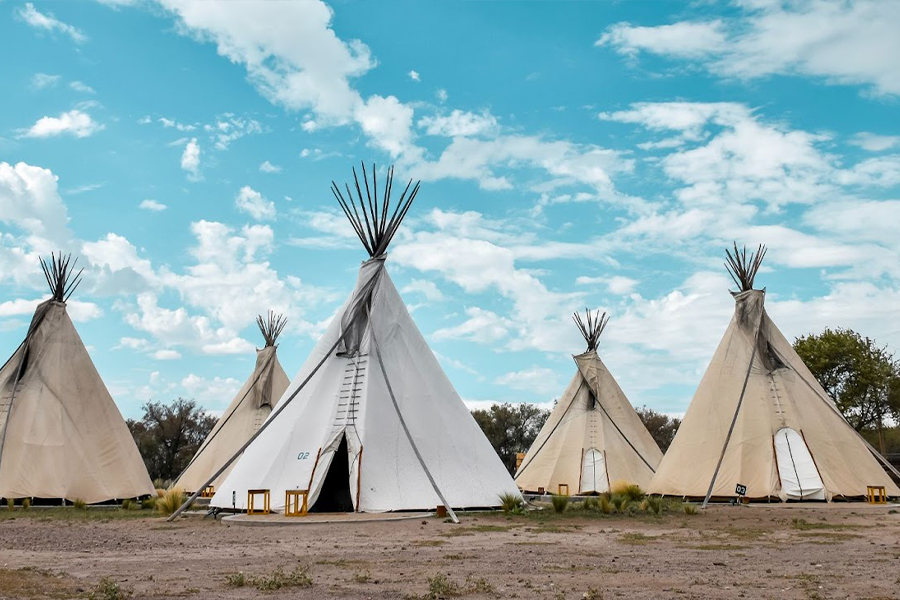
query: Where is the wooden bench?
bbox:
[247,489,270,515]
[866,485,887,504]
[284,489,309,516]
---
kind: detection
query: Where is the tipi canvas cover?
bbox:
[0,255,154,503]
[649,245,900,501]
[515,311,663,495]
[174,313,290,493]
[210,164,519,514]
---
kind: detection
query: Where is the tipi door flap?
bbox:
[306,428,361,510]
[580,447,608,494]
[774,427,825,500]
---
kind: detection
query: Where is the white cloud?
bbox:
[849,132,900,152]
[597,20,727,58]
[20,110,104,139]
[0,298,101,322]
[203,114,262,149]
[117,337,150,351]
[181,373,242,407]
[433,307,513,344]
[494,366,562,396]
[159,116,196,131]
[418,109,498,138]
[408,70,420,82]
[401,279,445,302]
[436,88,448,103]
[69,81,95,94]
[16,3,87,43]
[181,138,201,180]
[139,199,167,211]
[598,2,900,97]
[259,160,282,173]
[152,349,182,360]
[354,94,416,158]
[607,276,638,295]
[0,161,71,242]
[235,186,276,221]
[31,73,60,89]
[158,0,373,124]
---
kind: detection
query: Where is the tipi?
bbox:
[515,310,663,495]
[173,312,290,494]
[649,244,900,502]
[0,254,154,504]
[207,164,520,518]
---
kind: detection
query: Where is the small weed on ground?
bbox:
[88,577,129,600]
[352,570,371,583]
[225,566,312,591]
[583,587,603,600]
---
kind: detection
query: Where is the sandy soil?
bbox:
[1,503,898,599]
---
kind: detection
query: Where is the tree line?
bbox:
[128,327,900,482]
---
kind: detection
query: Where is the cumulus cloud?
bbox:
[408,70,420,81]
[181,138,201,180]
[259,160,282,173]
[31,73,60,89]
[235,186,276,221]
[20,110,104,139]
[139,199,167,211]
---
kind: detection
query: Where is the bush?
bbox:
[155,488,185,516]
[611,482,644,503]
[643,496,663,516]
[598,495,612,514]
[73,498,87,510]
[610,494,629,513]
[21,498,30,510]
[5,498,12,510]
[498,492,524,514]
[121,498,137,511]
[225,572,246,587]
[683,504,698,515]
[580,497,598,511]
[550,494,569,513]
[141,497,157,510]
[152,478,171,490]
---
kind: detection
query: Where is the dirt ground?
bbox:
[1,503,898,600]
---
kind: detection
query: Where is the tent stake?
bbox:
[366,303,460,524]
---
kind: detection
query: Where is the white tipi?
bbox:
[649,244,900,502]
[515,310,663,495]
[173,312,290,494]
[208,164,519,517]
[0,254,154,504]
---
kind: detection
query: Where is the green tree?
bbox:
[635,406,681,453]
[471,402,550,474]
[794,328,900,453]
[127,398,216,482]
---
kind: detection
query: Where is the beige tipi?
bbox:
[0,254,154,504]
[649,244,900,502]
[515,310,663,495]
[174,312,290,493]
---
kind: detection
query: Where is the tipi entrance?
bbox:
[774,428,825,500]
[579,448,608,494]
[310,434,355,512]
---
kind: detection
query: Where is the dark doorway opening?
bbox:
[310,434,354,513]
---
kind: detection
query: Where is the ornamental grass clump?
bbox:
[550,494,569,513]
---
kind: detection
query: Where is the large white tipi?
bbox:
[650,245,900,502]
[174,312,290,494]
[0,255,154,504]
[208,164,519,517]
[515,310,663,495]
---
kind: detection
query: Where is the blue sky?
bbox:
[1,0,899,420]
